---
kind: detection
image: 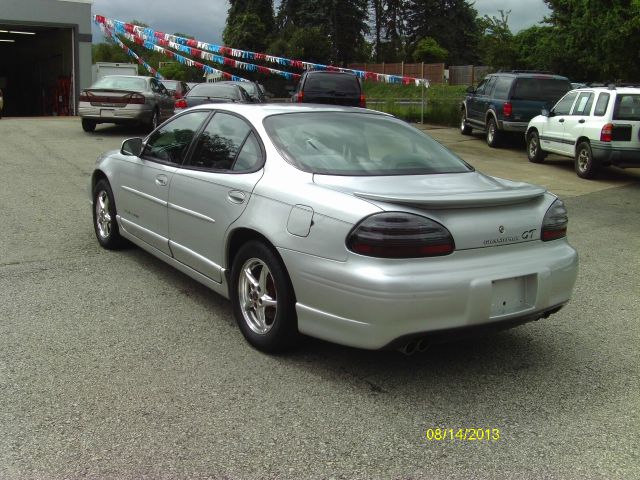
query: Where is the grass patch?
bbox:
[363,82,466,125]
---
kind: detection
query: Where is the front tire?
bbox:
[82,118,96,132]
[230,241,299,353]
[486,117,501,147]
[460,110,472,135]
[526,131,546,163]
[575,141,599,179]
[93,179,125,249]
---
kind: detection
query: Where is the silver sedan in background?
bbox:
[79,75,175,132]
[90,104,578,353]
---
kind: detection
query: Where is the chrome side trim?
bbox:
[121,185,167,207]
[118,215,171,256]
[168,202,216,223]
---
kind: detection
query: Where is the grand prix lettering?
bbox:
[483,229,537,245]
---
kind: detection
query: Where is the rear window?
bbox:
[304,74,360,94]
[160,80,178,89]
[188,84,240,99]
[511,78,571,102]
[92,76,147,92]
[613,94,640,121]
[264,112,471,176]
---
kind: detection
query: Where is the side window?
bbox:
[484,77,498,97]
[150,79,160,93]
[475,78,489,95]
[186,112,253,170]
[143,111,210,164]
[493,77,513,99]
[233,133,262,171]
[553,92,578,115]
[594,93,610,116]
[572,92,594,115]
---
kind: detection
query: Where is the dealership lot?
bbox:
[0,117,638,478]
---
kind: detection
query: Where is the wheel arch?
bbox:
[485,110,499,126]
[225,228,295,300]
[574,136,591,154]
[91,169,109,194]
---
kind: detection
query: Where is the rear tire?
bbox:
[526,131,546,163]
[460,110,472,135]
[82,118,96,132]
[230,241,299,353]
[575,141,599,179]
[486,117,501,147]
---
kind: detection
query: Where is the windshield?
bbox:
[188,84,240,99]
[92,76,147,92]
[264,112,471,176]
[613,94,640,121]
[511,78,571,102]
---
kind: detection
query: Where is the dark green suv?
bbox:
[460,71,571,147]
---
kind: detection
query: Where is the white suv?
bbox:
[525,86,640,178]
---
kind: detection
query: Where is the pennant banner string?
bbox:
[99,23,164,79]
[94,15,429,87]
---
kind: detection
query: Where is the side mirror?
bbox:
[121,137,144,156]
[541,108,550,117]
[466,86,476,94]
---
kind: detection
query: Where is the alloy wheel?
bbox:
[238,258,278,335]
[95,190,112,239]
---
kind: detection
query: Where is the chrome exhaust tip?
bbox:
[416,338,431,352]
[399,340,418,356]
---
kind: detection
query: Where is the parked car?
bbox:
[186,81,202,90]
[526,86,640,178]
[90,104,578,353]
[461,71,572,147]
[292,71,366,107]
[79,75,174,132]
[174,83,253,112]
[0,88,3,119]
[160,79,190,99]
[214,80,266,102]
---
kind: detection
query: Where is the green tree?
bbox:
[412,37,448,62]
[542,0,640,80]
[224,0,275,51]
[405,0,479,64]
[477,10,518,70]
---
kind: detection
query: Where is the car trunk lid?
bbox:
[82,89,143,108]
[314,172,551,250]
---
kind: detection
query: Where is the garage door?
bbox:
[0,25,74,116]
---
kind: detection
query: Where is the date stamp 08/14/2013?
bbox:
[421,428,501,443]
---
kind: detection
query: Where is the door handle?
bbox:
[559,118,565,123]
[579,119,585,124]
[227,190,246,204]
[155,175,168,186]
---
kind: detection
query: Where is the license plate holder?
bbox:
[100,109,115,118]
[490,275,534,317]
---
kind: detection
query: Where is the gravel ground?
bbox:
[0,117,638,479]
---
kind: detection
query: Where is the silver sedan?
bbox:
[90,104,578,353]
[79,75,175,132]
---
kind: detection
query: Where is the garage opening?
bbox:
[0,24,74,116]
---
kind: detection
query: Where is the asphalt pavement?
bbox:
[0,117,638,479]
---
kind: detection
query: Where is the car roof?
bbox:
[183,103,387,122]
[101,75,151,80]
[572,86,640,93]
[305,70,358,77]
[489,72,569,80]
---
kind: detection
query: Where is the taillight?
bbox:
[503,102,512,117]
[125,93,146,105]
[79,91,90,102]
[541,199,568,241]
[600,123,613,142]
[175,98,188,109]
[359,94,366,108]
[295,91,304,103]
[347,212,455,258]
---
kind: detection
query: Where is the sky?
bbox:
[91,0,551,46]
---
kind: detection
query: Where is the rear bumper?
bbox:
[500,120,529,132]
[280,240,579,350]
[78,104,153,124]
[591,143,640,167]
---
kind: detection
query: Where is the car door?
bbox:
[468,77,496,125]
[564,91,595,152]
[539,91,579,154]
[168,111,265,283]
[115,110,211,256]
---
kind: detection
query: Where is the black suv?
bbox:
[292,71,365,108]
[460,71,571,147]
